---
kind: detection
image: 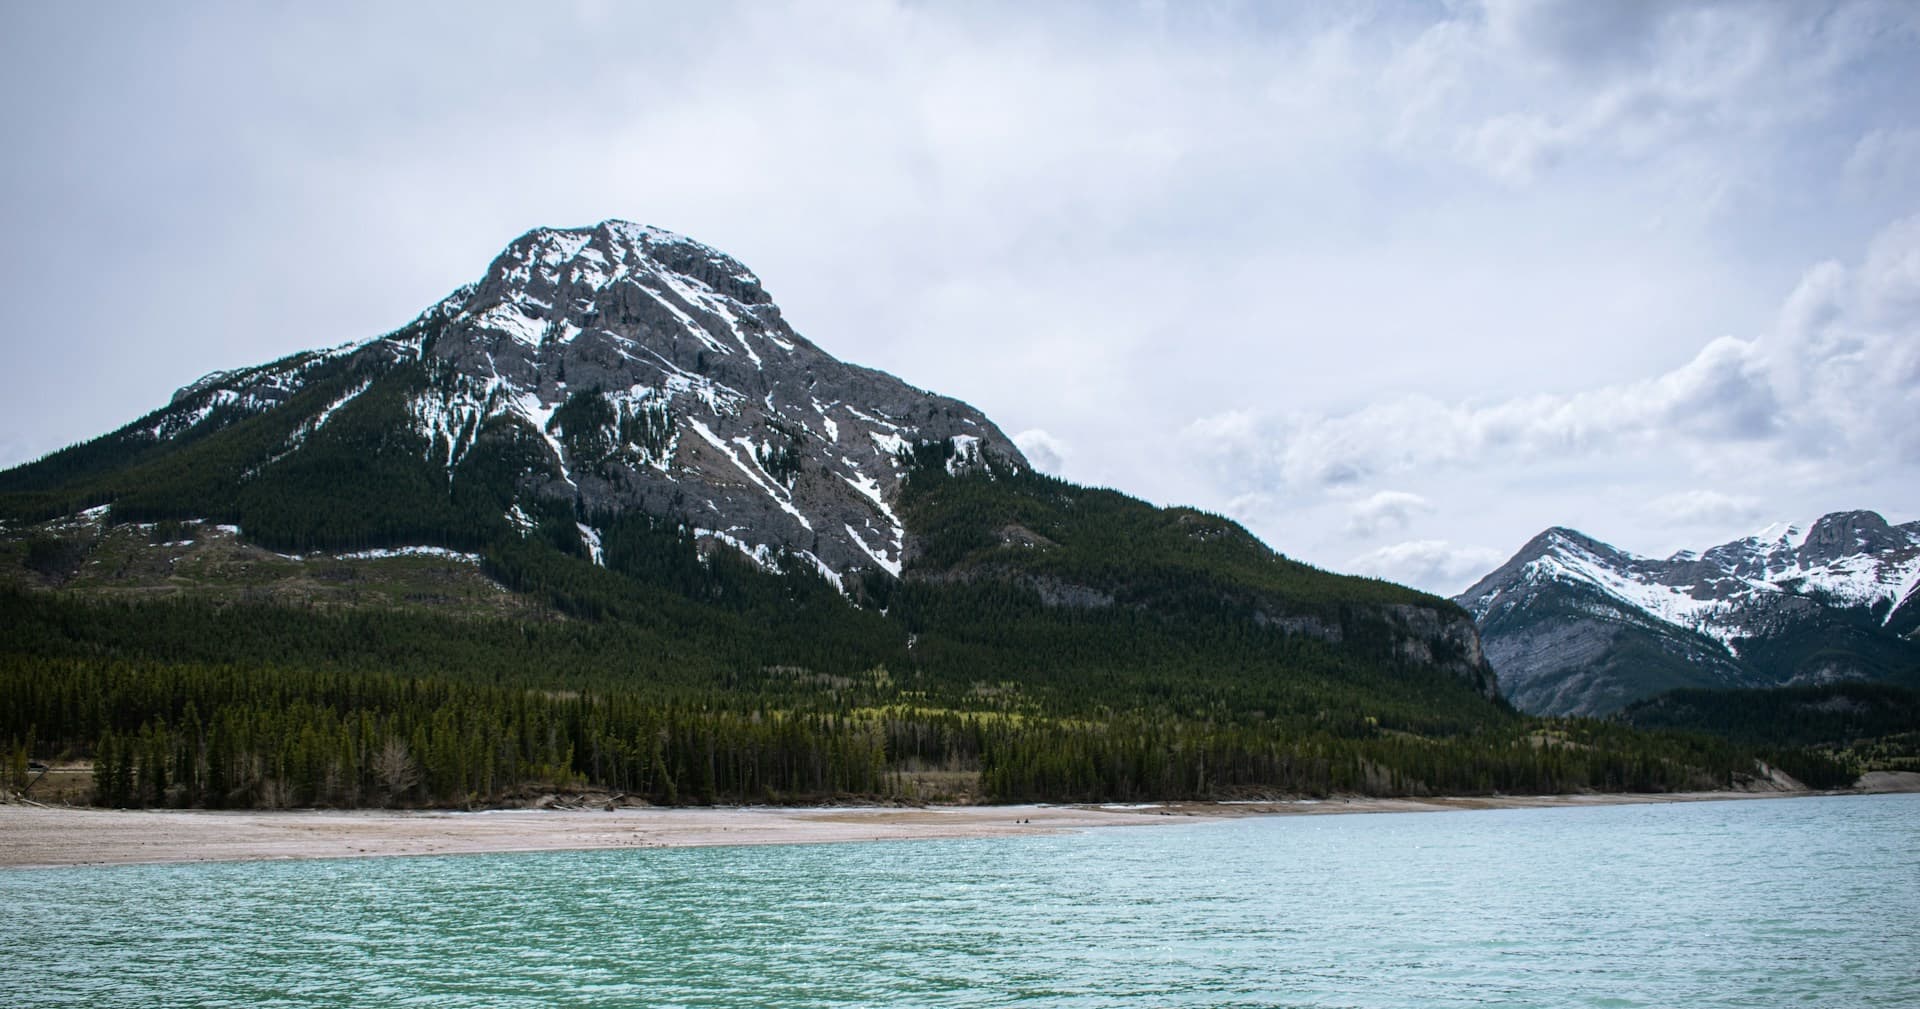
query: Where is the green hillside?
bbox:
[4,502,1796,807]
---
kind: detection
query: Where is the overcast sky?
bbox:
[3,1,1917,594]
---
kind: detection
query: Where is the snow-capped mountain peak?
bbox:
[1469,511,1920,642]
[137,220,1026,581]
[1456,510,1920,716]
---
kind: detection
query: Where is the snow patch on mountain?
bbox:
[845,522,903,577]
[149,390,239,439]
[1521,533,1748,649]
[575,523,604,566]
[1467,511,1920,662]
[334,545,482,563]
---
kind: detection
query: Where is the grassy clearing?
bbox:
[0,519,552,620]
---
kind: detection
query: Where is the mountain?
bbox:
[0,219,1489,678]
[4,220,1645,809]
[2,221,1019,583]
[1457,512,1920,716]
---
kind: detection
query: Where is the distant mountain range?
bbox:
[1457,511,1920,716]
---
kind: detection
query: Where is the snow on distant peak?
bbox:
[171,369,239,405]
[1789,551,1920,613]
[1502,508,1920,649]
[1746,519,1813,549]
[532,228,593,263]
[504,220,764,292]
[1524,531,1747,649]
[603,220,754,268]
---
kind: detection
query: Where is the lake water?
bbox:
[4,794,1916,1008]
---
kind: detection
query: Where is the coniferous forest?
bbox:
[6,594,1816,810]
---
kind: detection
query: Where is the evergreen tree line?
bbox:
[1622,681,1920,748]
[9,656,907,808]
[3,648,1841,809]
[1621,681,1917,785]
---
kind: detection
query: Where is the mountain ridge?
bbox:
[1457,511,1920,715]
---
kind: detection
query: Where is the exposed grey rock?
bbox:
[1252,611,1343,643]
[1028,578,1116,609]
[1246,604,1495,699]
[1383,603,1497,697]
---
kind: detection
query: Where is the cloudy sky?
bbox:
[4,1,1917,593]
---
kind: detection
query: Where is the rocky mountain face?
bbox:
[2,220,1497,704]
[141,221,1021,581]
[1457,512,1920,715]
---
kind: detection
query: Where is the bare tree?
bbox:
[373,737,419,806]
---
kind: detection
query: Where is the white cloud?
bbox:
[1,1,1915,589]
[1347,540,1508,596]
[1346,491,1433,538]
[1458,113,1567,185]
[1183,213,1920,496]
[1773,213,1920,464]
[1413,0,1915,190]
[1844,126,1920,197]
[1013,429,1068,475]
[1644,490,1764,528]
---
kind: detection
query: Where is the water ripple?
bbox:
[4,794,1917,1008]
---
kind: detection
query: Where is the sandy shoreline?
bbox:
[5,779,1915,870]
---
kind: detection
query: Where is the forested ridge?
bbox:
[1621,682,1920,778]
[0,377,1864,806]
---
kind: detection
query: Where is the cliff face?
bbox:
[1385,604,1500,700]
[1250,605,1498,699]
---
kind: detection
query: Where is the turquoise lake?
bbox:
[5,793,1916,1007]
